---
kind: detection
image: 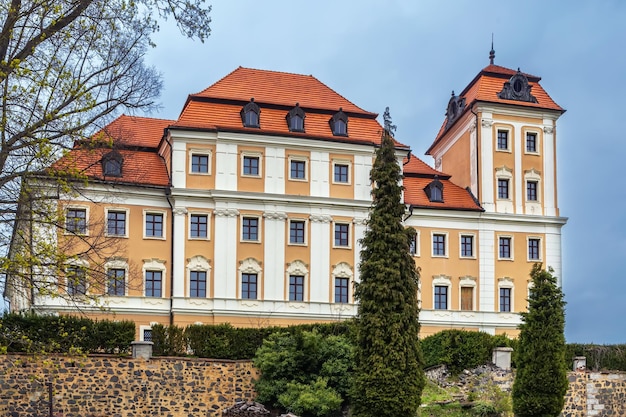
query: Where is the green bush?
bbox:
[253,330,353,417]
[565,343,626,371]
[0,312,134,354]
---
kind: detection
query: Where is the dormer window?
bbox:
[102,151,123,177]
[498,69,538,103]
[241,98,260,128]
[424,177,444,202]
[287,103,305,132]
[330,108,348,136]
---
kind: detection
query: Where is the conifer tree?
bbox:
[512,264,568,417]
[351,108,424,417]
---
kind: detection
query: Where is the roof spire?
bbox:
[489,34,495,65]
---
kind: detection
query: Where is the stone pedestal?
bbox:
[573,356,586,371]
[131,341,153,360]
[492,347,513,370]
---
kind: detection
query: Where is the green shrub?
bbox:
[565,343,626,371]
[278,377,343,417]
[422,330,494,375]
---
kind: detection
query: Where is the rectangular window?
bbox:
[497,130,508,150]
[242,217,259,241]
[527,181,538,201]
[145,213,163,238]
[526,133,537,153]
[107,210,126,236]
[190,271,207,298]
[67,266,86,296]
[143,329,153,342]
[461,287,473,311]
[191,154,209,173]
[290,160,306,180]
[66,208,86,234]
[289,275,304,301]
[241,273,257,299]
[335,277,349,303]
[461,235,474,258]
[500,288,511,312]
[497,179,510,199]
[333,163,349,183]
[190,214,208,238]
[334,223,350,247]
[107,268,125,296]
[499,237,512,259]
[409,233,418,256]
[145,271,162,297]
[433,233,446,256]
[243,155,259,176]
[528,238,541,260]
[434,285,448,310]
[289,220,305,244]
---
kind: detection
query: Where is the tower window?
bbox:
[526,132,537,153]
[497,179,510,199]
[497,130,509,150]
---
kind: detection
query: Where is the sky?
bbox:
[110,0,626,343]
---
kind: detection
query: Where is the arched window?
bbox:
[102,150,123,177]
[286,103,305,132]
[329,108,348,136]
[240,98,260,128]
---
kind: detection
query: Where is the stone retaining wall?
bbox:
[562,371,626,417]
[0,354,258,417]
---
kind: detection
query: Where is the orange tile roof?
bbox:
[191,67,374,115]
[54,148,169,187]
[428,64,564,153]
[89,115,174,149]
[403,154,448,177]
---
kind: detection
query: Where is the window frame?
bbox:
[189,212,210,240]
[526,180,538,202]
[189,270,207,298]
[105,208,129,238]
[241,152,262,178]
[499,287,512,312]
[107,268,126,296]
[335,277,350,304]
[241,272,258,300]
[288,157,308,181]
[288,219,307,246]
[65,206,88,235]
[332,160,351,185]
[432,232,448,258]
[497,178,510,200]
[527,237,542,261]
[496,129,510,152]
[498,236,513,260]
[143,210,166,239]
[409,229,420,257]
[288,274,305,302]
[241,215,261,243]
[525,131,539,154]
[459,233,475,259]
[459,276,477,312]
[66,265,87,296]
[189,151,211,175]
[434,285,449,310]
[333,222,351,248]
[145,270,163,298]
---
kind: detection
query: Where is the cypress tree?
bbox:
[512,263,568,417]
[350,108,424,417]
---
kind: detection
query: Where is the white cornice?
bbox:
[474,103,563,121]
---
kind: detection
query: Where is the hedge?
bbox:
[0,312,135,354]
[566,343,626,371]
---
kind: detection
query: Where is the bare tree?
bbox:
[0,0,211,309]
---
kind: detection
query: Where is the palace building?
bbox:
[5,54,566,339]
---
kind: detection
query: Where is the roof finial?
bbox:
[489,33,495,65]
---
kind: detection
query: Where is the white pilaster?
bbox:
[172,207,187,298]
[544,227,563,286]
[469,120,479,198]
[353,217,367,284]
[263,211,287,301]
[543,121,557,216]
[309,214,332,302]
[215,142,238,191]
[514,123,524,214]
[310,151,329,198]
[213,208,239,298]
[480,116,495,212]
[171,141,187,189]
[264,147,285,195]
[354,154,373,201]
[479,228,495,312]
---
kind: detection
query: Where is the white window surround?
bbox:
[409,230,420,257]
[186,255,211,298]
[432,275,452,310]
[497,235,514,261]
[331,159,352,185]
[140,324,159,342]
[288,155,309,181]
[524,168,542,203]
[524,130,541,155]
[143,210,167,240]
[498,277,515,313]
[332,221,352,249]
[332,262,353,303]
[495,127,512,153]
[238,257,262,300]
[64,205,90,236]
[105,257,129,296]
[459,233,476,259]
[105,207,129,238]
[527,236,543,262]
[287,218,308,246]
[459,276,477,311]
[142,258,166,297]
[188,212,211,241]
[495,166,513,201]
[65,258,89,294]
[189,149,212,175]
[240,214,262,243]
[286,260,309,302]
[240,151,263,178]
[431,231,449,258]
